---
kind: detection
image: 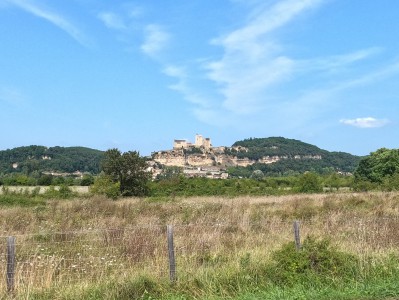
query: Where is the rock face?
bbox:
[151,149,322,168]
[152,150,187,166]
[149,136,361,178]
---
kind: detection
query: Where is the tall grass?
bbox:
[0,192,398,299]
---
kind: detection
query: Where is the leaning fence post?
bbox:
[293,220,301,250]
[167,225,176,283]
[7,236,16,293]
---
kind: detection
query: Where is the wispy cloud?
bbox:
[97,7,170,58]
[160,0,326,120]
[97,12,127,30]
[163,65,211,108]
[340,117,390,128]
[141,24,170,58]
[164,0,398,131]
[298,48,382,74]
[205,0,325,114]
[5,0,90,46]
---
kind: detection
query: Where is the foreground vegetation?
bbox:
[0,191,399,299]
[0,145,398,298]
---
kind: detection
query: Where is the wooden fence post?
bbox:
[7,236,16,293]
[167,225,176,283]
[293,221,301,250]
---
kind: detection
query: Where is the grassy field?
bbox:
[0,186,89,195]
[0,192,399,299]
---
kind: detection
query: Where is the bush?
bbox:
[37,174,53,186]
[352,180,378,192]
[80,174,95,186]
[1,174,36,186]
[267,236,358,285]
[251,170,264,180]
[296,172,323,193]
[382,172,399,191]
[42,185,76,199]
[90,175,120,200]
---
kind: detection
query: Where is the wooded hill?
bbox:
[0,137,362,177]
[226,137,361,177]
[0,146,104,175]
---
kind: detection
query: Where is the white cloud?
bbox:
[97,12,127,30]
[340,117,390,128]
[204,0,324,114]
[162,65,211,108]
[5,0,90,46]
[298,48,382,74]
[141,24,170,58]
[217,0,323,48]
[158,0,398,133]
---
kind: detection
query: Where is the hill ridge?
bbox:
[0,137,361,177]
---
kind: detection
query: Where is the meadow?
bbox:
[0,191,399,299]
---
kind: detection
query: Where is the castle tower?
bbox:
[204,138,211,150]
[195,134,204,147]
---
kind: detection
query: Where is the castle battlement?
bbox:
[174,134,212,150]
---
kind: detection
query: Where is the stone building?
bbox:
[173,134,212,150]
[195,134,211,150]
[173,139,192,149]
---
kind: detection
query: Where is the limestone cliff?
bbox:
[151,148,322,168]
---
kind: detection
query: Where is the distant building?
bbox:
[173,134,212,150]
[195,134,211,150]
[173,139,192,149]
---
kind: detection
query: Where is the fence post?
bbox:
[167,225,176,283]
[293,221,301,250]
[7,236,16,293]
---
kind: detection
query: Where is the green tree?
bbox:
[382,172,399,191]
[324,173,341,191]
[37,174,53,186]
[102,149,150,196]
[355,148,399,183]
[251,169,264,181]
[296,172,323,193]
[80,174,95,186]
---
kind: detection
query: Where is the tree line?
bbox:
[0,146,103,174]
[92,147,399,198]
[2,147,399,199]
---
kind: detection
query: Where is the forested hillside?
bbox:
[227,137,361,177]
[0,137,362,178]
[0,146,104,174]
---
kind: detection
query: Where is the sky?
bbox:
[0,0,398,156]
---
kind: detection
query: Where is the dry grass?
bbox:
[0,192,399,297]
[0,186,89,195]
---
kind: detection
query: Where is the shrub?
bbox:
[382,172,399,191]
[42,185,76,199]
[58,184,74,199]
[80,174,95,186]
[267,236,358,285]
[296,172,323,193]
[90,174,121,200]
[251,170,264,180]
[352,180,378,192]
[37,174,53,186]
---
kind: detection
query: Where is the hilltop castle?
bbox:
[173,134,212,150]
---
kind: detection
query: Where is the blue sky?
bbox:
[0,0,398,156]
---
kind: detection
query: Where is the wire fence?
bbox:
[1,217,399,296]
